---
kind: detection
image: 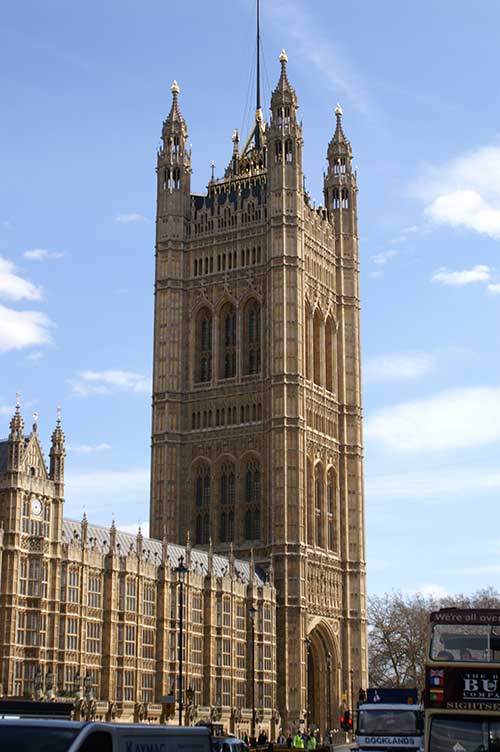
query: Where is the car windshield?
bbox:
[430,624,500,662]
[358,710,419,735]
[0,725,80,752]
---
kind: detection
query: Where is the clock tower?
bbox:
[0,403,65,696]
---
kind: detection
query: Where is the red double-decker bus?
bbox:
[424,607,500,752]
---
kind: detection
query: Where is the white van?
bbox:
[0,718,212,752]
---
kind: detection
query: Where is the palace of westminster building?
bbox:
[0,50,367,733]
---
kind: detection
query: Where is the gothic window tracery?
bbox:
[219,462,235,543]
[196,308,212,383]
[243,299,261,375]
[194,463,211,545]
[244,460,261,541]
[307,457,314,545]
[313,308,323,386]
[220,303,237,379]
[327,468,337,552]
[325,316,335,393]
[315,463,324,548]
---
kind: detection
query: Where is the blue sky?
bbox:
[1,0,500,597]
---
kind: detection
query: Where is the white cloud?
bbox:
[23,248,64,261]
[364,352,433,382]
[0,256,42,301]
[115,213,149,224]
[432,264,491,286]
[425,190,500,238]
[415,144,500,238]
[365,385,500,454]
[70,369,151,396]
[371,250,399,266]
[487,283,500,295]
[366,465,500,500]
[117,521,150,537]
[68,443,112,454]
[26,350,44,361]
[416,583,448,598]
[0,304,53,352]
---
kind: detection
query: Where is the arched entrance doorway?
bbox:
[306,623,338,733]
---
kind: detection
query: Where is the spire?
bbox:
[7,397,24,470]
[136,526,144,556]
[109,518,117,550]
[49,407,66,482]
[162,524,169,564]
[9,398,24,441]
[163,80,187,138]
[271,49,298,112]
[327,102,352,162]
[81,512,88,545]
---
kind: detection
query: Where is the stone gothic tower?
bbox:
[150,54,367,729]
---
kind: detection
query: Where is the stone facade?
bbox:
[0,408,277,733]
[150,52,368,731]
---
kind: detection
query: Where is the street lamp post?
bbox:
[249,605,257,742]
[175,554,188,726]
[304,637,312,728]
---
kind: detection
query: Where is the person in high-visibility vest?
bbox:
[292,732,304,749]
[306,735,317,750]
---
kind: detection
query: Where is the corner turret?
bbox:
[267,51,303,230]
[49,408,66,482]
[156,82,192,241]
[7,398,24,471]
[324,103,357,230]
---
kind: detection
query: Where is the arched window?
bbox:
[219,462,235,543]
[325,316,335,393]
[196,309,212,383]
[342,189,349,209]
[220,303,236,379]
[327,469,337,551]
[243,299,261,375]
[305,301,312,380]
[315,464,324,548]
[333,189,340,210]
[313,308,323,386]
[244,460,261,541]
[285,140,293,163]
[194,463,211,545]
[307,457,314,545]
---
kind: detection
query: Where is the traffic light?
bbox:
[340,710,352,732]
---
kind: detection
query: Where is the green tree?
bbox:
[368,588,500,689]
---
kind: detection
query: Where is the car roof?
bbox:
[0,719,86,728]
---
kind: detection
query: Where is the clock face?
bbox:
[31,498,43,517]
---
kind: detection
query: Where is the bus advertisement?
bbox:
[424,608,500,752]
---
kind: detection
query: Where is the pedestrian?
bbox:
[278,732,286,745]
[286,734,293,748]
[292,731,304,749]
[306,734,317,750]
